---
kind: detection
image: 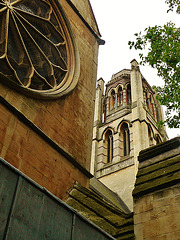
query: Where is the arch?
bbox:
[104,129,113,163]
[102,98,107,122]
[101,127,114,140]
[155,134,162,145]
[144,90,156,118]
[126,84,131,104]
[120,122,130,156]
[117,119,131,133]
[148,125,154,147]
[110,89,116,110]
[150,94,156,118]
[117,85,123,105]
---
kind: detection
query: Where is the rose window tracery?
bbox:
[0,0,79,98]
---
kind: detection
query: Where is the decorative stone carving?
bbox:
[0,0,79,98]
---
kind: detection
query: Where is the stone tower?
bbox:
[91,60,168,210]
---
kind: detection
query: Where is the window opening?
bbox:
[126,84,131,104]
[105,130,113,163]
[120,123,130,156]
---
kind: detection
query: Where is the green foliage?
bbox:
[128,1,180,128]
[165,0,180,13]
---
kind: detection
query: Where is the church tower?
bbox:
[91,60,168,210]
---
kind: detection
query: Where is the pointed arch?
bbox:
[155,134,162,145]
[117,85,123,105]
[126,84,131,104]
[102,98,107,122]
[148,125,154,147]
[119,122,130,156]
[104,129,113,163]
[110,89,116,109]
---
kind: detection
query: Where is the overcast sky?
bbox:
[90,0,179,139]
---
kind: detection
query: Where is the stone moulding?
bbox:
[0,0,80,99]
[96,155,134,178]
[133,137,180,198]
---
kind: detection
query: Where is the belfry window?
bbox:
[120,122,130,156]
[105,130,113,163]
[102,99,107,122]
[111,90,116,108]
[126,84,131,104]
[118,86,123,105]
[110,90,116,109]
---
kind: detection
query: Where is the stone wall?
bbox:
[133,137,180,239]
[0,0,102,200]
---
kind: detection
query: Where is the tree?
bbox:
[165,0,180,13]
[128,0,180,128]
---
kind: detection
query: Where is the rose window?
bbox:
[0,0,79,98]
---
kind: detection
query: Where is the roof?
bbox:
[66,180,134,240]
[90,177,131,214]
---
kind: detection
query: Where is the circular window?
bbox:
[0,0,79,98]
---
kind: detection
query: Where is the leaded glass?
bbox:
[0,0,79,98]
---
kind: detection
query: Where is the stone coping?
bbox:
[133,137,180,198]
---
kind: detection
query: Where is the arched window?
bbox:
[102,99,107,122]
[156,134,162,145]
[117,86,123,105]
[110,90,116,109]
[120,123,130,156]
[126,84,131,104]
[150,95,156,118]
[145,92,156,118]
[145,92,151,111]
[148,126,153,147]
[105,130,113,163]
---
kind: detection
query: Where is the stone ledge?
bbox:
[96,156,134,178]
[138,137,180,163]
[133,137,180,199]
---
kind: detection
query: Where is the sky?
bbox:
[90,0,180,139]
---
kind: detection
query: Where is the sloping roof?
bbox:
[90,177,131,214]
[66,181,134,240]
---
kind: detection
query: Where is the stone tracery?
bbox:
[0,0,78,98]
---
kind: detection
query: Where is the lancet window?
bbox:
[120,122,130,156]
[102,99,107,122]
[105,129,113,163]
[144,90,156,118]
[148,126,153,147]
[156,134,162,145]
[117,86,123,105]
[110,90,116,109]
[126,84,131,104]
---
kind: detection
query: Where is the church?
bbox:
[91,59,168,211]
[0,0,179,239]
